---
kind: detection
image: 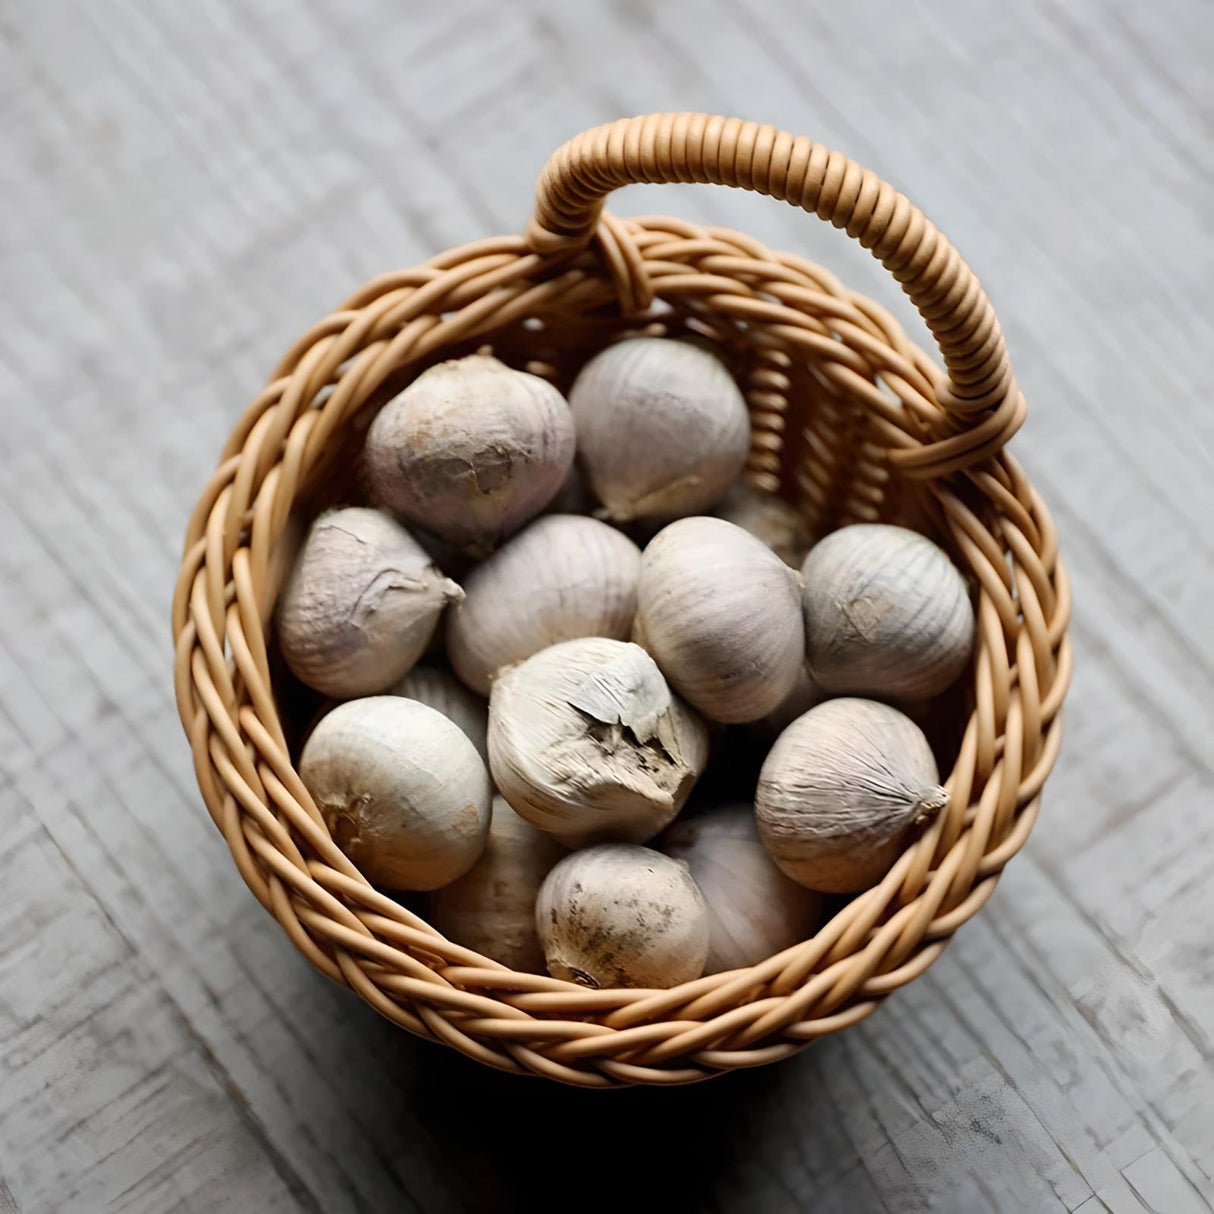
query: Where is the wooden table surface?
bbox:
[3,1,1212,1211]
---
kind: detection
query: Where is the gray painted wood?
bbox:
[2,0,1211,1210]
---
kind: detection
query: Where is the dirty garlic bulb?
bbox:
[569,338,750,522]
[429,796,565,972]
[277,507,462,698]
[801,523,975,698]
[536,844,709,988]
[634,516,805,724]
[446,514,642,694]
[388,665,488,761]
[755,698,948,893]
[488,637,709,847]
[300,697,492,890]
[365,355,575,555]
[664,806,821,974]
[713,482,813,568]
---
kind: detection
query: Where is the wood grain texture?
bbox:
[2,0,1212,1210]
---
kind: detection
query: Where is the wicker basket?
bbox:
[172,113,1072,1087]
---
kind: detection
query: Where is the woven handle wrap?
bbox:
[528,113,1023,448]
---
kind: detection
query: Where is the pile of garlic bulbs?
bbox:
[280,338,976,990]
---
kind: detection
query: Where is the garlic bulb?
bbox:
[429,796,565,972]
[446,514,642,695]
[664,806,821,973]
[365,355,575,555]
[801,523,975,698]
[388,665,488,761]
[634,516,805,724]
[569,338,750,522]
[277,507,462,698]
[536,844,709,988]
[299,696,492,890]
[713,482,812,568]
[488,637,709,847]
[755,698,948,893]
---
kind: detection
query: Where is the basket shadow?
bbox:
[364,1002,824,1212]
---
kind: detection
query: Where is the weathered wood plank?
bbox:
[2,0,1213,1211]
[0,806,305,1214]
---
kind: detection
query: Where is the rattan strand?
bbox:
[173,114,1070,1086]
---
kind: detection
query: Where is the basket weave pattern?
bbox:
[172,114,1072,1087]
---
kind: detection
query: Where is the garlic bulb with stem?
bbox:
[663,805,821,973]
[755,697,948,893]
[536,844,709,988]
[488,637,709,848]
[569,338,750,522]
[429,796,565,972]
[801,523,975,698]
[277,507,462,698]
[365,355,575,556]
[713,481,813,568]
[388,665,488,761]
[300,696,492,890]
[446,514,642,695]
[634,516,805,724]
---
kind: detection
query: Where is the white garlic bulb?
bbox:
[569,338,750,522]
[801,523,975,698]
[713,482,812,568]
[299,696,492,890]
[429,796,565,972]
[536,844,709,988]
[664,805,821,973]
[277,507,462,698]
[488,637,709,848]
[446,514,642,695]
[755,698,948,893]
[634,516,805,724]
[388,665,488,761]
[365,355,575,555]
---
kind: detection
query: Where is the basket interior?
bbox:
[273,297,971,864]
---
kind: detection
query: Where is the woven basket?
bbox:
[172,113,1072,1087]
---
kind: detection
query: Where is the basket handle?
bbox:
[527,113,1018,423]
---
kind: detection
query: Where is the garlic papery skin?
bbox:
[755,698,948,893]
[277,507,463,698]
[536,844,709,988]
[388,665,489,761]
[569,338,750,522]
[300,697,492,891]
[446,514,642,695]
[713,482,812,569]
[800,523,975,698]
[634,516,805,724]
[663,805,821,974]
[488,637,709,848]
[365,355,575,555]
[429,796,565,972]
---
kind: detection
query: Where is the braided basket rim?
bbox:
[172,114,1072,1087]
